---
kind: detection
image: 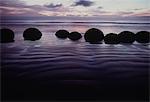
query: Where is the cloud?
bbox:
[98,6,103,9]
[116,11,135,17]
[0,0,25,7]
[72,0,94,7]
[132,10,150,16]
[0,0,149,18]
[0,0,45,17]
[44,3,62,8]
[132,8,144,11]
[0,6,42,17]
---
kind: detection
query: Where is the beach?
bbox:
[1,20,150,101]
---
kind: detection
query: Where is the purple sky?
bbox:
[0,0,150,19]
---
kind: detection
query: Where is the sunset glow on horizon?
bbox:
[1,0,150,18]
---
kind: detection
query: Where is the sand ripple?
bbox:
[1,42,149,81]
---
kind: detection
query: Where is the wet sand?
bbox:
[1,34,149,101]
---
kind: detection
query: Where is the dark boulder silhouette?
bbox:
[104,33,119,44]
[23,28,42,41]
[135,31,150,43]
[84,28,104,43]
[118,31,135,43]
[68,32,82,41]
[55,30,69,39]
[0,28,15,43]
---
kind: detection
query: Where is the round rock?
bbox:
[118,31,135,43]
[68,32,82,41]
[0,28,15,43]
[55,30,69,39]
[23,28,42,41]
[84,28,104,43]
[135,31,150,43]
[104,33,119,44]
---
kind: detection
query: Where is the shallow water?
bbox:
[1,20,150,101]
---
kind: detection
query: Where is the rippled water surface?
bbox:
[1,20,150,101]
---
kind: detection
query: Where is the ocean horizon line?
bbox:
[1,21,150,25]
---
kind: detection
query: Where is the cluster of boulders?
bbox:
[0,28,150,44]
[55,30,82,41]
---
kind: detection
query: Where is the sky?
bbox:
[0,0,150,19]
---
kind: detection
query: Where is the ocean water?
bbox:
[1,19,150,35]
[1,19,150,101]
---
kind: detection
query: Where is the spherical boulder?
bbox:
[118,31,135,43]
[68,32,82,41]
[23,28,42,41]
[84,28,104,43]
[104,33,119,44]
[55,30,69,39]
[0,28,15,43]
[135,31,150,43]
